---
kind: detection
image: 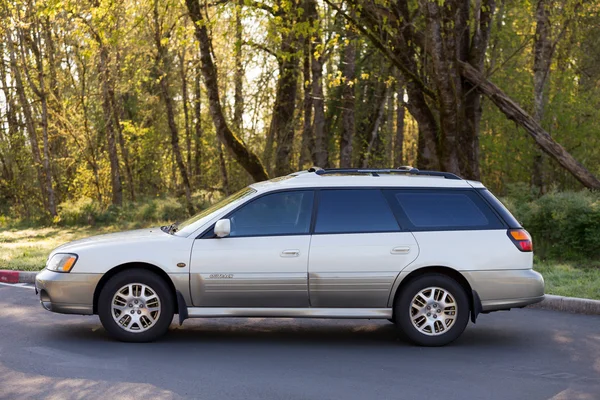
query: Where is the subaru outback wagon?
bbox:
[35,167,544,346]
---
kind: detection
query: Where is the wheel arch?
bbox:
[92,262,178,314]
[390,266,475,320]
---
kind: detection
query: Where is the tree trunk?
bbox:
[180,50,193,178]
[385,90,394,165]
[113,95,135,201]
[532,0,553,192]
[404,82,440,171]
[0,43,19,201]
[362,86,389,168]
[194,61,203,183]
[420,0,462,176]
[99,45,123,206]
[27,24,57,216]
[233,1,244,134]
[460,0,494,180]
[299,34,313,169]
[76,49,103,203]
[394,81,406,167]
[6,32,47,209]
[311,39,327,166]
[154,1,194,215]
[459,61,600,189]
[217,141,230,195]
[159,74,194,215]
[186,0,269,182]
[339,29,356,168]
[271,33,299,176]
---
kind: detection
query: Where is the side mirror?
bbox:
[214,219,231,238]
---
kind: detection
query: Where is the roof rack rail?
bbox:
[307,167,462,180]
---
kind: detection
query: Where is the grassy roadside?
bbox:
[533,261,600,300]
[1,226,598,300]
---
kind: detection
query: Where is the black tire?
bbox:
[394,274,470,346]
[98,269,174,342]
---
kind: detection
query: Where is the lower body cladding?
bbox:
[185,307,392,319]
[35,269,102,315]
[35,269,191,315]
[183,269,545,319]
[35,268,545,319]
[461,269,545,312]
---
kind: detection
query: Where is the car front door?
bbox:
[189,190,314,307]
[308,189,419,308]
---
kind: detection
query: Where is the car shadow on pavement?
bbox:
[36,317,532,349]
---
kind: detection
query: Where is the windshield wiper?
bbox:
[160,222,179,234]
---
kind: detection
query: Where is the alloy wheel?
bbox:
[111,283,161,333]
[409,286,458,336]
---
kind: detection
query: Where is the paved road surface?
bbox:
[0,283,599,400]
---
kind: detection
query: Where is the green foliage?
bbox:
[504,190,600,261]
[42,191,219,228]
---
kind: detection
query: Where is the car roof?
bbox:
[250,169,485,192]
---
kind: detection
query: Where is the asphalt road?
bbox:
[0,283,599,400]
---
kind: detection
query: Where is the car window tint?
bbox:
[392,190,502,230]
[315,189,399,234]
[229,191,313,237]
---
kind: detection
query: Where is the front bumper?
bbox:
[35,269,102,315]
[463,269,545,312]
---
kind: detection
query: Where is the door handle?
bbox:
[391,246,410,255]
[281,249,300,257]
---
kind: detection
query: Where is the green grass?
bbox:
[534,260,600,300]
[2,226,599,300]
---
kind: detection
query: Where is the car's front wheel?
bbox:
[395,274,470,346]
[98,269,174,342]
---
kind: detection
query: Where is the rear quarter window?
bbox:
[384,189,504,231]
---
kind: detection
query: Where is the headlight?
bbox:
[46,253,78,273]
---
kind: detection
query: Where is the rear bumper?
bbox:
[463,269,545,312]
[35,269,102,315]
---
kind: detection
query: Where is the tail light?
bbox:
[507,229,533,252]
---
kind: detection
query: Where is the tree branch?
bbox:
[323,0,437,101]
[459,60,600,189]
[243,41,281,64]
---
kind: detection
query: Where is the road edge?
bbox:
[0,270,38,284]
[527,294,600,315]
[1,269,599,315]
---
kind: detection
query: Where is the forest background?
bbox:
[0,0,599,298]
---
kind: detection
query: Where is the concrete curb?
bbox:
[527,294,600,315]
[0,270,38,284]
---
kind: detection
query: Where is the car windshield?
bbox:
[174,187,256,236]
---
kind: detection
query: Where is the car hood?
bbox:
[52,228,167,253]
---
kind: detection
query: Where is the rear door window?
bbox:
[384,189,504,231]
[315,189,399,234]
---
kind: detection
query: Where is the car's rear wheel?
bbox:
[395,274,469,346]
[98,269,174,342]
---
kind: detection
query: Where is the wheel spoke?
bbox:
[115,293,129,303]
[144,294,158,304]
[144,311,156,322]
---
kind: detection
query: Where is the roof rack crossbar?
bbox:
[309,167,462,180]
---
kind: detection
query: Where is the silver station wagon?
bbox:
[36,168,545,346]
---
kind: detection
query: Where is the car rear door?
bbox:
[307,189,418,308]
[189,190,315,307]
